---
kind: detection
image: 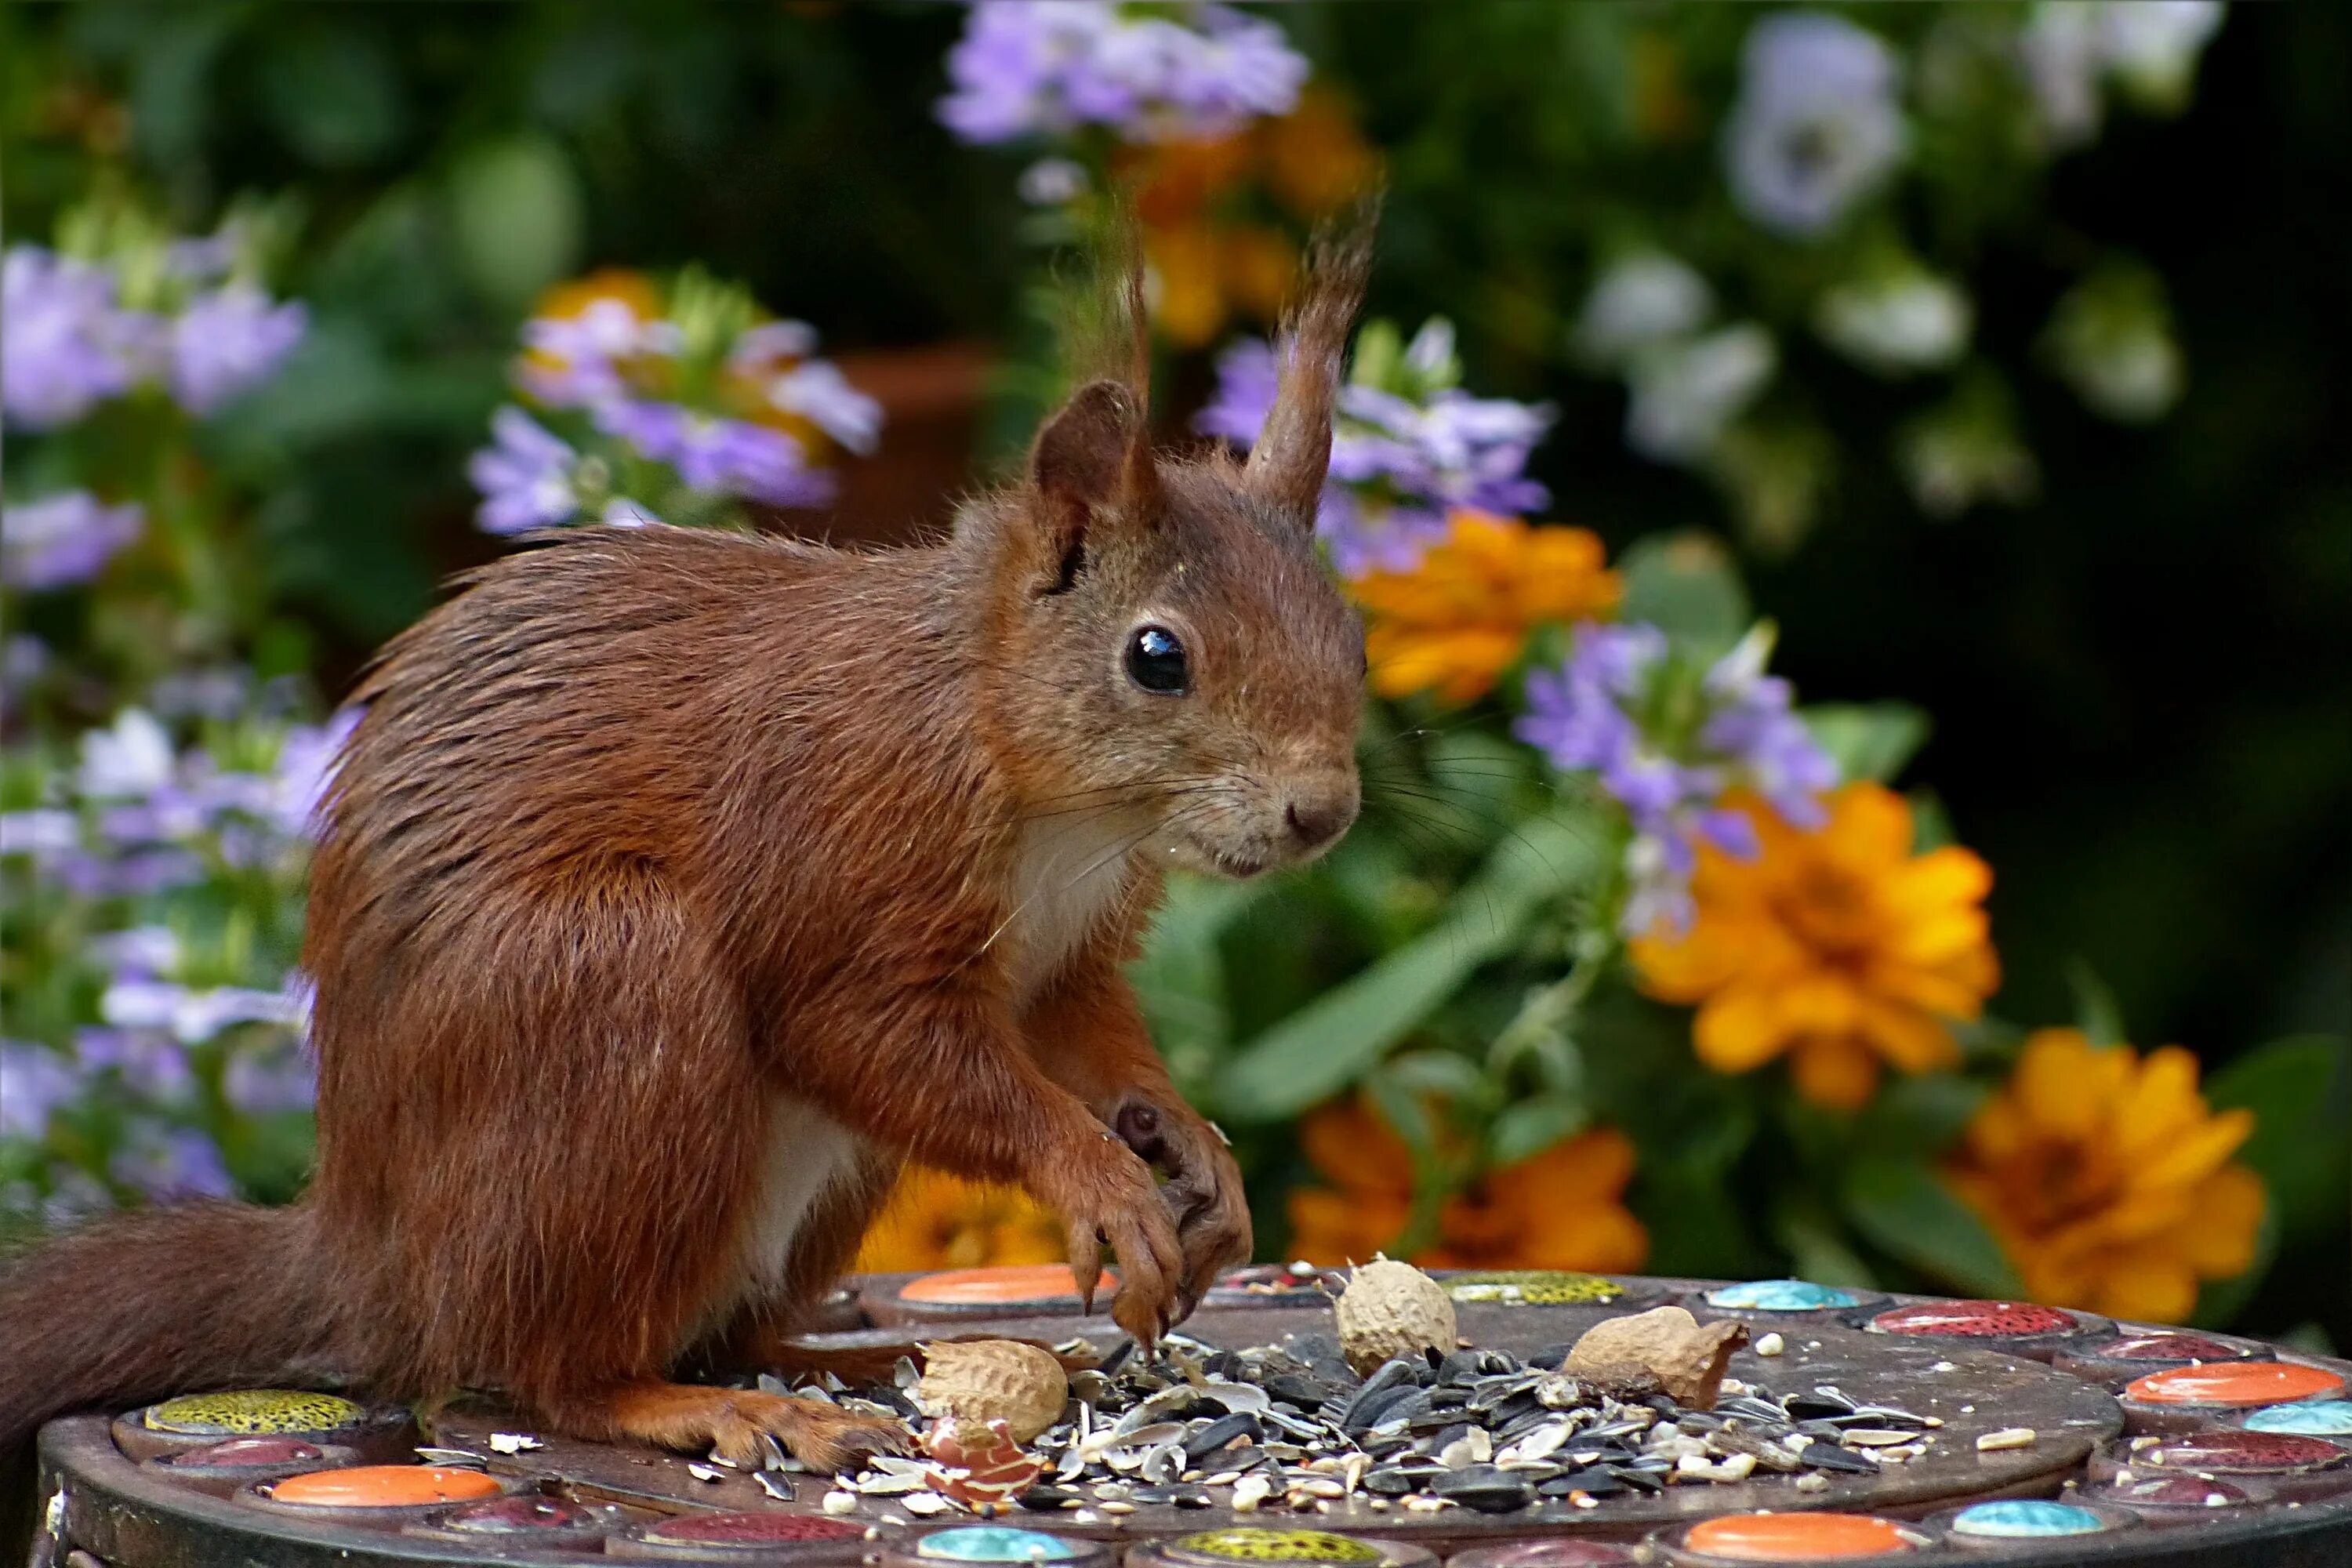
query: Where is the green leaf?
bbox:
[1131,873,1266,1096]
[1617,531,1750,660]
[2064,961,2129,1048]
[1907,789,1958,852]
[1770,1194,1880,1290]
[2206,1034,2350,1248]
[1842,1156,2023,1297]
[1383,1048,1491,1107]
[1488,1095,1590,1167]
[1802,703,1931,785]
[260,25,406,168]
[1853,1073,1988,1159]
[448,133,586,310]
[1215,807,1606,1121]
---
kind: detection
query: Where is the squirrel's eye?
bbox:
[1125,625,1189,695]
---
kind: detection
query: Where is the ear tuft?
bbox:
[1245,195,1380,528]
[1032,379,1139,516]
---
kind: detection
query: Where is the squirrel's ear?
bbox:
[1244,200,1377,528]
[1029,379,1158,563]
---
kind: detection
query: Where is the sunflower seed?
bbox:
[413,1448,488,1467]
[1429,1465,1533,1513]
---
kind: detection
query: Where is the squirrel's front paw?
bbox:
[1046,1135,1184,1347]
[1116,1100,1252,1323]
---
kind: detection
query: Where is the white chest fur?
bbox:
[998,811,1144,1006]
[733,1094,866,1297]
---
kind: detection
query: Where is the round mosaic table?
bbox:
[32,1272,2352,1568]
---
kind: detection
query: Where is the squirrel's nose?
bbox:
[1283,787,1357,851]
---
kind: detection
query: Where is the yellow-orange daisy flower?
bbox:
[852,1166,1065,1272]
[1287,1097,1646,1272]
[1120,89,1377,348]
[1631,782,2000,1110]
[1351,510,1622,705]
[1945,1028,2264,1323]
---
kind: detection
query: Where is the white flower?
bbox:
[1625,325,1778,462]
[1574,253,1715,365]
[1722,13,1907,238]
[1815,270,1973,376]
[78,710,176,800]
[2020,2,2225,147]
[1018,157,1089,206]
[2100,2,2224,103]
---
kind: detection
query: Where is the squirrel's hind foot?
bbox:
[570,1380,909,1472]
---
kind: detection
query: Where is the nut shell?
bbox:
[916,1339,1069,1444]
[1334,1256,1457,1375]
[1563,1305,1748,1410]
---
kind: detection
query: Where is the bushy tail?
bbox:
[0,1201,341,1451]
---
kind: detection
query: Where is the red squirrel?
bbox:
[0,212,1374,1472]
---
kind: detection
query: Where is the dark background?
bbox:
[6,1,2346,1327]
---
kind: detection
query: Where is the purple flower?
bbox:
[111,1122,234,1200]
[271,709,359,836]
[225,1041,318,1114]
[519,297,679,408]
[939,2,1305,146]
[169,285,307,414]
[1723,13,1907,239]
[468,406,585,535]
[2,490,145,590]
[2,248,157,429]
[595,400,833,509]
[74,1027,195,1103]
[765,361,883,455]
[1198,327,1555,577]
[1515,622,1839,936]
[1,1041,85,1140]
[728,319,819,370]
[101,978,307,1046]
[0,808,80,858]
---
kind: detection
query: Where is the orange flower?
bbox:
[533,268,665,325]
[1121,89,1377,348]
[852,1166,1065,1272]
[1351,510,1621,704]
[1287,1097,1647,1272]
[1945,1029,2264,1323]
[1631,783,2000,1110]
[1257,89,1381,218]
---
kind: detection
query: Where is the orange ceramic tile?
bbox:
[2126,1362,2346,1408]
[1683,1512,1916,1561]
[899,1264,1118,1305]
[268,1465,502,1507]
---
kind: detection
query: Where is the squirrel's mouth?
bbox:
[1207,848,1270,880]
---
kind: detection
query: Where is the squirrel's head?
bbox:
[972,212,1374,881]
